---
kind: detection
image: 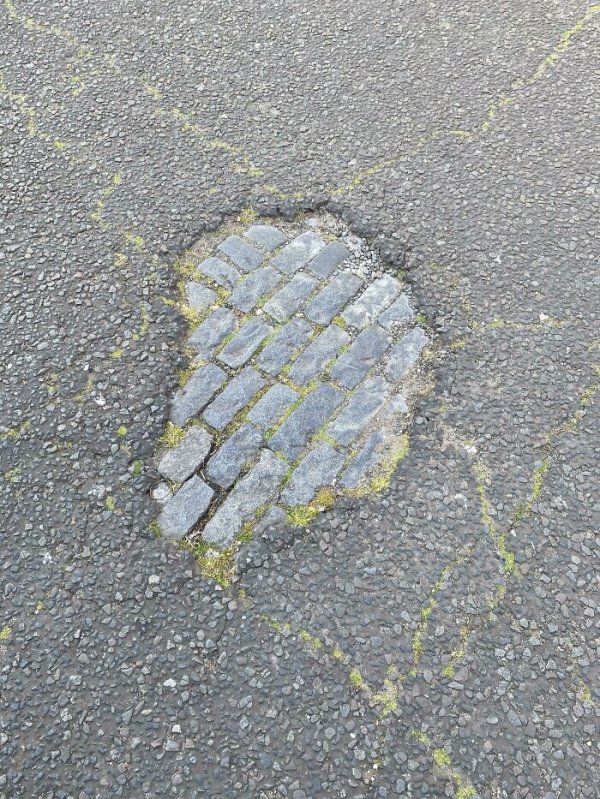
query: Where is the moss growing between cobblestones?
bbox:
[159,422,185,448]
[370,434,410,493]
[188,540,236,587]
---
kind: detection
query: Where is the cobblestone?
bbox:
[257,318,313,376]
[196,255,240,288]
[288,324,350,386]
[217,235,264,271]
[245,224,286,251]
[263,272,318,322]
[202,451,288,547]
[217,317,272,368]
[230,267,281,312]
[247,383,299,429]
[206,423,263,489]
[187,308,236,358]
[170,363,227,426]
[385,326,429,380]
[281,443,346,505]
[340,430,386,489]
[157,476,214,540]
[185,282,216,312]
[308,240,350,278]
[157,426,213,482]
[327,376,390,446]
[203,367,266,430]
[305,272,364,324]
[330,324,391,388]
[268,384,344,461]
[378,293,415,329]
[342,274,401,329]
[271,231,325,274]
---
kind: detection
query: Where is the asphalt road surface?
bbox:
[1,1,598,797]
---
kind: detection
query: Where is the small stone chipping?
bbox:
[154,214,430,546]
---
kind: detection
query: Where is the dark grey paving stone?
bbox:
[307,240,350,278]
[185,282,216,312]
[378,293,415,329]
[206,423,263,489]
[263,272,318,323]
[196,256,240,288]
[229,267,281,312]
[217,318,272,368]
[202,450,288,547]
[385,326,429,380]
[157,426,213,482]
[268,384,345,461]
[157,475,214,539]
[327,376,390,446]
[170,364,227,426]
[304,271,364,324]
[271,231,325,274]
[342,274,401,329]
[330,325,391,388]
[280,442,346,506]
[217,235,264,271]
[288,324,350,387]
[340,430,386,489]
[247,383,298,429]
[245,224,286,251]
[257,318,313,376]
[203,367,266,430]
[187,307,236,358]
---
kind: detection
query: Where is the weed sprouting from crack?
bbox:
[410,730,478,798]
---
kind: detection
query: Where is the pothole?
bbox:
[151,212,431,556]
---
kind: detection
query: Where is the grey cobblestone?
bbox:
[340,430,386,489]
[245,224,286,251]
[217,235,264,271]
[185,282,216,312]
[202,450,288,547]
[378,293,415,329]
[170,363,227,426]
[196,256,240,288]
[305,271,364,324]
[271,231,325,274]
[281,443,345,506]
[157,426,213,482]
[327,376,390,446]
[206,423,263,489]
[247,383,298,429]
[203,367,266,430]
[217,317,272,368]
[158,475,214,539]
[230,267,281,312]
[288,324,350,386]
[342,274,401,329]
[268,384,344,461]
[187,308,236,358]
[307,240,350,278]
[263,272,318,322]
[330,324,391,388]
[385,326,429,380]
[257,318,313,376]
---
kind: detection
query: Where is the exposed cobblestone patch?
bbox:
[153,214,431,551]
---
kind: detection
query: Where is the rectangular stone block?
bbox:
[202,450,288,547]
[197,256,239,289]
[217,318,272,369]
[327,376,390,446]
[385,327,429,381]
[187,307,236,358]
[230,267,281,312]
[158,426,213,482]
[245,224,286,251]
[158,475,214,540]
[203,367,265,430]
[247,383,298,429]
[340,431,386,490]
[280,442,345,506]
[268,384,344,462]
[271,231,325,274]
[307,241,350,278]
[257,318,312,376]
[330,325,391,389]
[263,272,318,323]
[304,271,364,324]
[185,282,216,312]
[170,364,227,426]
[206,423,263,489]
[342,274,401,329]
[288,324,350,387]
[378,294,415,330]
[217,235,264,271]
